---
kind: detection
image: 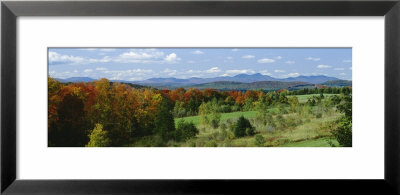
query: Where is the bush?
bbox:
[234,116,255,137]
[205,141,218,147]
[175,119,199,142]
[332,117,352,147]
[246,127,255,136]
[210,112,221,129]
[86,124,111,147]
[254,134,265,146]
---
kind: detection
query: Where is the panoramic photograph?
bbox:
[48,48,352,147]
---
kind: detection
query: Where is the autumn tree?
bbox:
[86,123,111,147]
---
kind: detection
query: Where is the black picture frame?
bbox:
[1,0,400,194]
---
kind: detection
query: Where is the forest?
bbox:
[48,76,352,147]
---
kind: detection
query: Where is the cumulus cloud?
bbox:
[275,56,282,60]
[287,73,300,77]
[89,56,112,63]
[260,70,272,76]
[317,64,331,69]
[334,68,345,71]
[339,73,346,76]
[119,51,163,60]
[84,69,93,73]
[206,67,221,73]
[96,67,107,71]
[223,69,255,76]
[257,58,275,63]
[285,60,295,64]
[305,57,321,61]
[191,50,204,55]
[48,52,85,65]
[274,69,285,73]
[163,68,177,76]
[242,55,255,59]
[164,53,181,62]
[279,72,300,78]
[232,48,239,52]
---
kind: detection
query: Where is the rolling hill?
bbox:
[187,81,315,91]
[53,74,350,90]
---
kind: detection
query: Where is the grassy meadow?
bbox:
[173,94,343,147]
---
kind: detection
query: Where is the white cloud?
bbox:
[285,60,295,64]
[73,70,78,73]
[48,52,85,64]
[334,68,345,71]
[187,60,195,64]
[257,58,275,63]
[119,51,163,60]
[164,53,181,62]
[163,68,178,76]
[96,67,107,71]
[287,73,300,77]
[343,60,352,63]
[206,67,221,73]
[89,56,112,63]
[191,50,204,55]
[275,56,283,60]
[226,56,233,60]
[242,55,255,59]
[317,64,332,69]
[232,48,239,52]
[224,69,255,76]
[279,72,300,78]
[186,69,201,74]
[84,69,93,73]
[260,70,272,76]
[305,57,321,61]
[274,69,285,73]
[339,73,346,76]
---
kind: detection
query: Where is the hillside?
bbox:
[321,80,352,87]
[187,81,314,91]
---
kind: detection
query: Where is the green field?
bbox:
[288,94,337,103]
[175,110,258,126]
[173,94,343,147]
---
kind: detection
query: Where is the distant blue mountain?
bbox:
[54,74,344,87]
[135,74,340,86]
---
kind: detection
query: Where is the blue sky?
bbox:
[48,48,352,81]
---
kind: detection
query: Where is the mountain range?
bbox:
[54,74,351,90]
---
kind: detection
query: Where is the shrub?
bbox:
[246,127,255,136]
[332,117,352,147]
[151,135,165,147]
[254,134,266,146]
[234,116,255,137]
[210,112,221,129]
[175,119,199,142]
[205,141,218,147]
[86,124,111,147]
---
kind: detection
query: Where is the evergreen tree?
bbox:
[234,116,254,137]
[154,97,176,141]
